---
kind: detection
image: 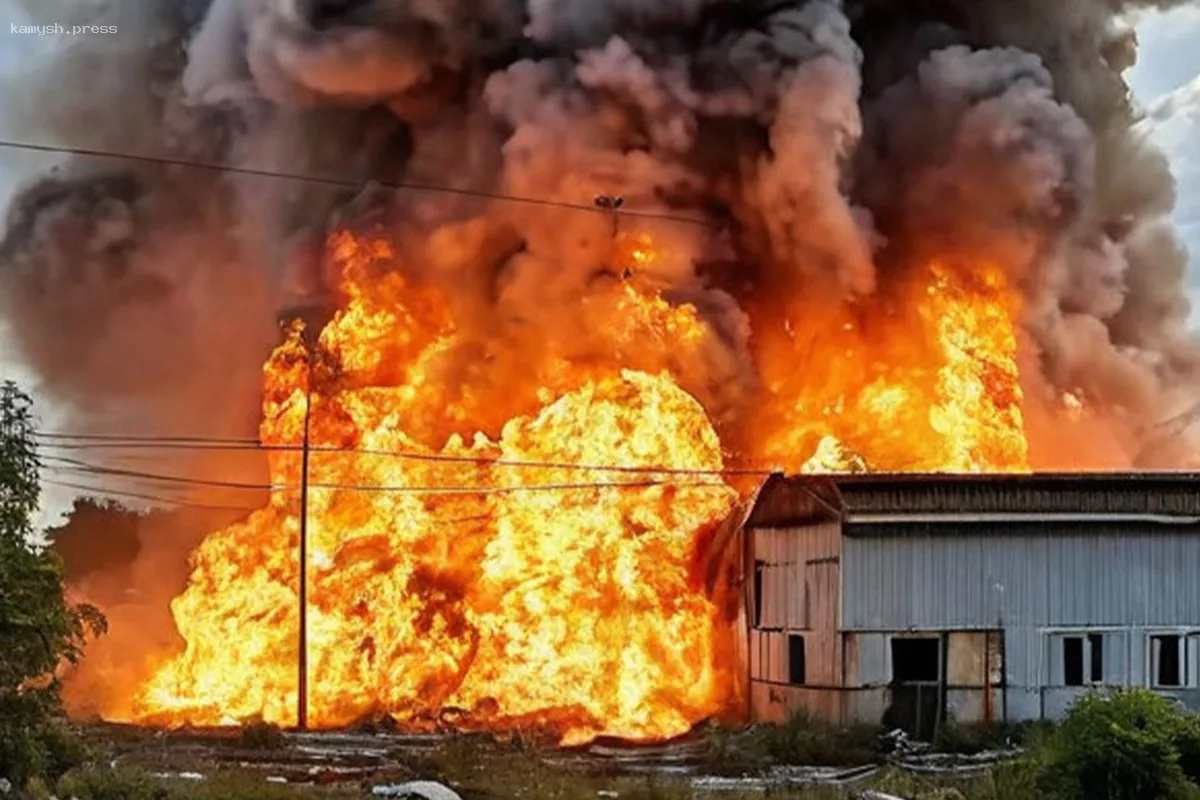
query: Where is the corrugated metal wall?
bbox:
[844,532,1200,630]
[843,531,1200,719]
[748,521,845,722]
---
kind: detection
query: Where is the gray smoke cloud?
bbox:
[1,0,1198,473]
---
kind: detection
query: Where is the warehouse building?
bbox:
[743,472,1200,738]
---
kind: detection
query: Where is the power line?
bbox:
[36,432,259,444]
[41,455,282,492]
[0,139,716,229]
[41,479,261,513]
[41,458,734,496]
[34,434,776,477]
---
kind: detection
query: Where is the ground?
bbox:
[52,721,1040,800]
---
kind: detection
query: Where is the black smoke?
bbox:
[0,0,1196,467]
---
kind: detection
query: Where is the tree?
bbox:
[0,381,106,788]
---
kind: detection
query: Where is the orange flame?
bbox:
[764,259,1028,474]
[102,231,1030,742]
[122,232,739,744]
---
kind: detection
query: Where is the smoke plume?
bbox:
[1,0,1198,467]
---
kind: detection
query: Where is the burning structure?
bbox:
[0,0,1198,744]
[743,473,1200,739]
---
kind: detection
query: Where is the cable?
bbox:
[41,457,734,496]
[41,479,261,513]
[35,432,260,445]
[35,435,775,478]
[0,139,716,229]
[42,455,283,492]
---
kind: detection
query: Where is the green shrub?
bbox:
[758,710,884,767]
[0,693,88,788]
[1038,690,1195,800]
[934,722,1020,755]
[58,767,169,800]
[1174,713,1200,786]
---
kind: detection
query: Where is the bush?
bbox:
[58,767,169,800]
[757,710,885,767]
[934,722,1020,755]
[1038,690,1196,800]
[1175,714,1200,786]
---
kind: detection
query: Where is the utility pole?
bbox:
[593,195,630,279]
[297,327,313,732]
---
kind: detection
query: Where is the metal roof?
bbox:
[744,472,1200,531]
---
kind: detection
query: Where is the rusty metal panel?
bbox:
[760,565,787,630]
[745,475,841,529]
[764,631,785,684]
[749,520,845,686]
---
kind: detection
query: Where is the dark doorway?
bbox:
[884,636,944,740]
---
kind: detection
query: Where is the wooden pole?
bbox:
[298,332,313,731]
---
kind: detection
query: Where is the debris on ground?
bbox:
[371,781,463,799]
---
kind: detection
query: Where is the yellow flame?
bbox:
[103,232,1034,741]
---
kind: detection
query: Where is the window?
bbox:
[1090,634,1104,684]
[1152,635,1186,688]
[788,634,807,686]
[1063,637,1084,687]
[1063,634,1105,687]
[891,637,940,684]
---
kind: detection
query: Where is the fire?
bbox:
[104,232,1031,742]
[764,259,1028,474]
[125,233,740,744]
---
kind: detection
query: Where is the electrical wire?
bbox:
[41,455,283,492]
[40,454,736,496]
[36,432,260,444]
[34,434,777,477]
[41,478,261,513]
[0,139,717,228]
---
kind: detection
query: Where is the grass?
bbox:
[52,767,363,799]
[39,707,1165,800]
[41,765,1053,800]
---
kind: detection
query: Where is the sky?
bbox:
[1127,5,1200,320]
[0,5,1199,395]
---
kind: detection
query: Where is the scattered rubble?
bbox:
[371,781,462,800]
[79,723,1025,794]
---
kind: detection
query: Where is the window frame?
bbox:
[1148,631,1195,689]
[1056,633,1108,690]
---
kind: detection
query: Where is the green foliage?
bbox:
[934,722,1020,755]
[1173,713,1200,785]
[0,382,106,787]
[58,766,169,800]
[757,710,885,767]
[59,767,369,800]
[699,721,770,776]
[1038,690,1198,800]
